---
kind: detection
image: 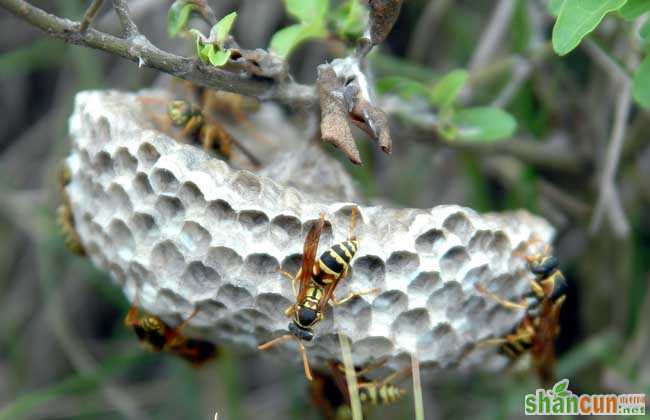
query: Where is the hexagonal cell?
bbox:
[154,195,185,222]
[179,222,212,255]
[150,240,185,277]
[231,171,262,200]
[114,147,138,176]
[415,228,446,254]
[137,142,161,169]
[443,211,474,244]
[150,168,179,194]
[178,181,206,209]
[238,210,270,237]
[270,215,302,247]
[180,261,221,298]
[207,199,236,223]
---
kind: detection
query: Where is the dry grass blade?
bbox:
[338,333,363,420]
[411,352,424,420]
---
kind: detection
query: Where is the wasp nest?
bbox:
[64,90,554,373]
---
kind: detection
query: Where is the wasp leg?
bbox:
[277,268,298,298]
[173,307,200,334]
[475,283,527,310]
[354,356,389,376]
[376,366,411,388]
[331,288,379,306]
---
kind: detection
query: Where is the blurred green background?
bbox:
[0,0,649,419]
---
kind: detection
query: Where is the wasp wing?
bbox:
[532,297,565,387]
[296,213,325,303]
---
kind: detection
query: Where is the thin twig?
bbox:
[406,0,452,62]
[583,39,632,84]
[111,0,139,38]
[0,0,316,107]
[468,0,516,73]
[79,0,105,32]
[590,83,632,237]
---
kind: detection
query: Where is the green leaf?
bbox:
[208,48,232,67]
[334,0,366,39]
[210,11,237,47]
[430,69,469,108]
[269,24,326,58]
[552,0,628,55]
[640,20,650,41]
[452,107,517,141]
[633,55,650,108]
[548,0,565,16]
[619,0,650,20]
[167,1,195,38]
[191,29,210,62]
[375,76,429,99]
[285,0,329,23]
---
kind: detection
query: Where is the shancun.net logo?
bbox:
[524,379,646,416]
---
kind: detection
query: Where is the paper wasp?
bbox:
[475,241,567,386]
[141,83,261,167]
[56,162,85,257]
[124,301,218,366]
[310,360,408,419]
[258,209,377,381]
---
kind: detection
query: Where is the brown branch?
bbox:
[0,0,317,107]
[366,0,404,45]
[112,0,140,38]
[79,0,104,33]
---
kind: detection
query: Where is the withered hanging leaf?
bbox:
[317,64,361,164]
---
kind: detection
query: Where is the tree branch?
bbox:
[0,0,317,107]
[79,0,104,33]
[111,0,140,38]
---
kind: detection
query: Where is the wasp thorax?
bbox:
[297,307,319,328]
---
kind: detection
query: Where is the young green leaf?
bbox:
[552,0,627,56]
[334,0,366,39]
[619,0,650,20]
[167,1,195,38]
[375,76,429,99]
[430,69,469,108]
[633,55,650,108]
[548,0,565,16]
[269,24,326,58]
[640,20,650,42]
[208,48,232,67]
[285,0,329,23]
[210,11,238,47]
[452,107,517,141]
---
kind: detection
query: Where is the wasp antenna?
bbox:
[297,339,314,381]
[257,334,293,351]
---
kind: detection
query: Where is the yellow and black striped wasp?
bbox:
[475,241,567,386]
[258,209,377,381]
[124,301,218,366]
[310,359,408,420]
[56,162,86,257]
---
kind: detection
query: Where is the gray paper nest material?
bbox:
[64,90,554,372]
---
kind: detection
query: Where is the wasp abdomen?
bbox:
[316,239,358,282]
[359,383,404,405]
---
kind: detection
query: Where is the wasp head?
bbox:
[527,254,558,278]
[168,100,201,126]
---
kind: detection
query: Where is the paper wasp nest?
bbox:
[64,90,554,373]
